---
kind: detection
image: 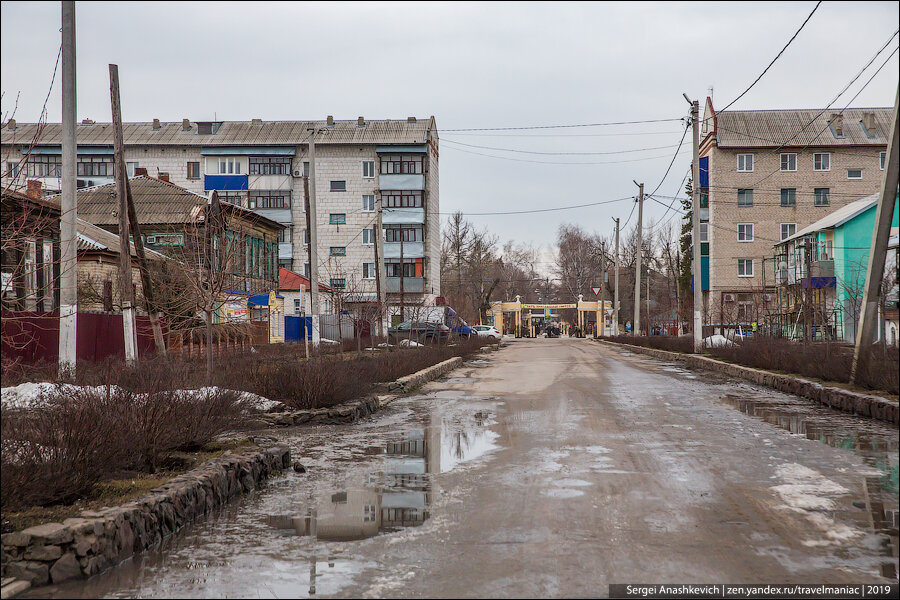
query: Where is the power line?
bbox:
[440,138,683,156]
[439,196,633,216]
[440,130,685,138]
[442,142,692,165]
[439,117,683,132]
[647,123,690,198]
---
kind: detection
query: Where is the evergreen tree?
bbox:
[678,178,694,325]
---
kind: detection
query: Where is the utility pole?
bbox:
[302,175,311,358]
[599,241,607,337]
[612,217,620,335]
[125,178,166,358]
[646,264,651,336]
[306,129,321,345]
[109,64,137,364]
[373,194,386,339]
[685,94,703,352]
[399,230,405,325]
[632,181,644,336]
[58,0,77,376]
[851,86,899,382]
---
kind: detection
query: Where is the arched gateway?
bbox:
[488,295,613,338]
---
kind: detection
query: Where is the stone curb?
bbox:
[259,356,468,428]
[597,340,898,425]
[0,446,291,594]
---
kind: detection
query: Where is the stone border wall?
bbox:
[1,446,290,595]
[598,340,898,425]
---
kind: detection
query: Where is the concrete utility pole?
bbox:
[685,94,703,352]
[851,84,899,383]
[58,0,77,376]
[306,129,321,345]
[109,64,137,364]
[373,194,387,338]
[613,217,620,335]
[632,181,644,336]
[599,241,607,337]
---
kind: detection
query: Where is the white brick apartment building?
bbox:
[1,116,441,314]
[698,99,890,325]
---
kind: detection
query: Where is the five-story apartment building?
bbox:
[1,116,441,314]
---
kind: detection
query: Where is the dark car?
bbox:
[388,321,451,344]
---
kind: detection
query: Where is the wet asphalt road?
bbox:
[34,337,899,598]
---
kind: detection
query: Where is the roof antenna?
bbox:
[708,85,714,102]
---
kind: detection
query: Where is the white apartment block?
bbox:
[1,116,441,310]
[698,99,890,324]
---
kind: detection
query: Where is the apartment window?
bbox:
[385,260,416,277]
[780,188,796,207]
[380,154,424,175]
[362,228,375,245]
[217,191,247,206]
[880,152,887,170]
[363,262,376,279]
[736,154,754,172]
[362,161,375,178]
[303,161,310,177]
[381,191,423,208]
[330,180,346,192]
[302,228,309,245]
[699,223,709,243]
[385,227,422,242]
[28,155,62,178]
[780,153,797,172]
[362,194,375,212]
[737,189,753,207]
[738,259,754,277]
[699,190,709,208]
[737,223,754,242]
[248,190,291,209]
[6,161,21,177]
[330,246,346,256]
[813,153,830,171]
[76,156,113,177]
[127,162,140,177]
[329,213,346,225]
[330,278,346,289]
[303,263,310,278]
[780,223,797,241]
[294,299,303,315]
[249,156,291,175]
[217,157,240,174]
[814,188,830,207]
[277,228,291,243]
[186,161,200,179]
[847,169,862,180]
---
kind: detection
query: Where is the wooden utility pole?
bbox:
[302,174,312,357]
[686,95,704,352]
[374,193,387,338]
[599,241,607,337]
[851,85,899,382]
[109,64,137,364]
[58,0,77,376]
[612,217,620,335]
[632,181,644,336]
[306,129,321,345]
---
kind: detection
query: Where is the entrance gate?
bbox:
[488,295,612,338]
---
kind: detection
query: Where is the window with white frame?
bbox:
[363,262,376,279]
[813,153,830,171]
[736,154,753,172]
[362,195,375,212]
[362,161,375,178]
[294,298,303,315]
[847,168,862,180]
[737,259,754,277]
[699,223,709,243]
[814,188,830,207]
[780,223,796,240]
[780,153,797,171]
[880,152,886,170]
[126,162,139,177]
[362,228,375,245]
[217,157,240,174]
[737,223,754,242]
[278,228,291,243]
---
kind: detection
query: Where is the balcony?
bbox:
[382,207,425,225]
[810,260,834,278]
[379,173,425,190]
[386,277,424,293]
[384,241,424,259]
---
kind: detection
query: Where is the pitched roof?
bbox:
[42,176,283,231]
[1,118,436,147]
[715,108,892,148]
[777,194,879,246]
[76,218,164,259]
[278,267,331,292]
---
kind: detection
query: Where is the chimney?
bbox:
[134,167,148,176]
[830,113,843,137]
[26,179,42,199]
[861,112,876,136]
[6,118,15,130]
[407,116,416,123]
[152,118,161,130]
[181,118,191,131]
[357,116,365,127]
[251,118,262,125]
[326,115,334,127]
[158,172,170,182]
[81,118,94,125]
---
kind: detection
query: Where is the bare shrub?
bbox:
[605,335,694,354]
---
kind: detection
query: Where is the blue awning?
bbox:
[25,146,114,155]
[201,147,295,156]
[376,145,427,154]
[248,293,284,306]
[204,174,248,191]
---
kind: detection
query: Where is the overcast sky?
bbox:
[2,1,898,270]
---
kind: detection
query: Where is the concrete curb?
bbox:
[597,340,898,425]
[0,446,290,594]
[260,355,470,428]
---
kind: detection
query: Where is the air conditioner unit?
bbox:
[723,293,736,302]
[293,170,302,177]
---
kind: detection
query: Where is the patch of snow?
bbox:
[704,334,737,348]
[399,339,423,348]
[319,338,340,345]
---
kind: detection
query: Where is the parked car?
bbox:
[472,325,501,340]
[388,321,450,344]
